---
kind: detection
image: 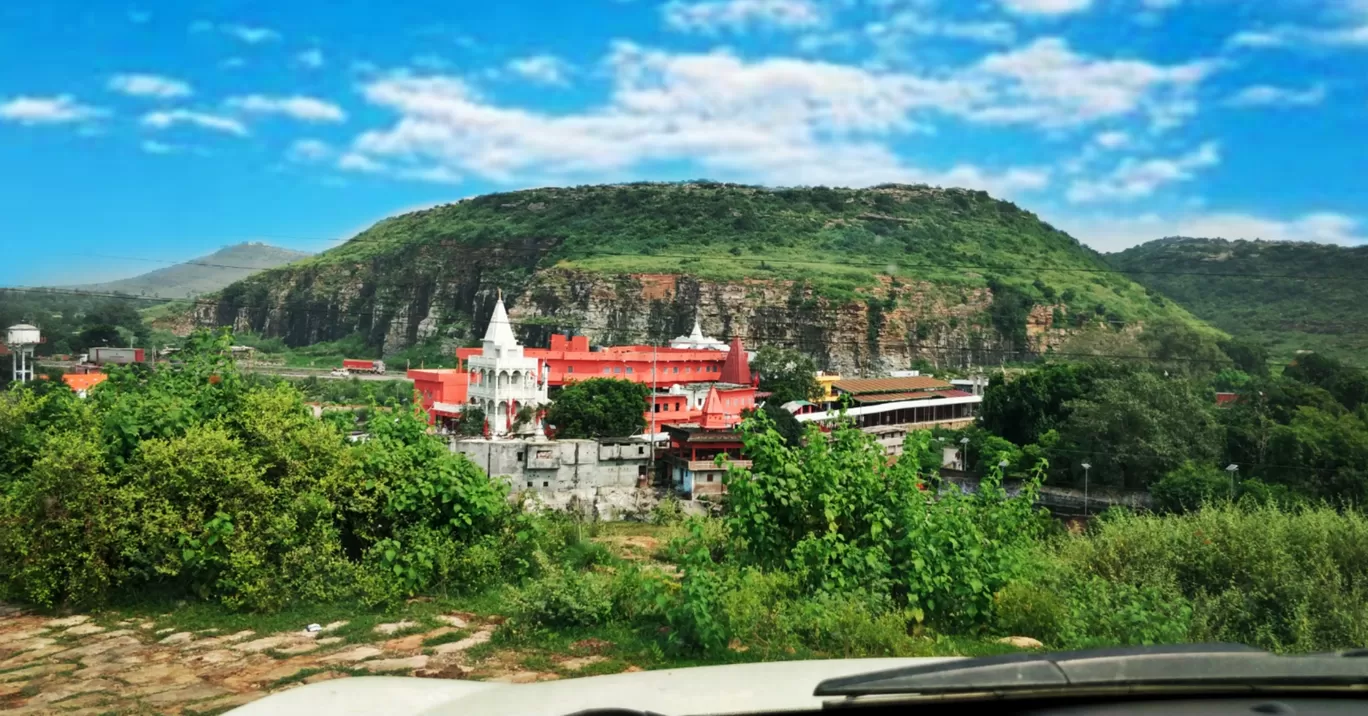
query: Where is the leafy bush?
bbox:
[0,330,517,610]
[1150,462,1232,513]
[511,553,615,628]
[1041,503,1368,653]
[724,413,1045,630]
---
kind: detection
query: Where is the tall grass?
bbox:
[999,503,1368,653]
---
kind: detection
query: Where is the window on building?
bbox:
[542,481,549,487]
[638,446,645,455]
[603,367,611,374]
[516,451,524,461]
[673,366,679,374]
[614,367,622,373]
[626,367,633,374]
[567,366,573,373]
[527,481,533,488]
[707,475,714,482]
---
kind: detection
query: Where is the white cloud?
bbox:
[999,0,1092,17]
[0,95,106,125]
[140,139,180,154]
[506,54,574,86]
[968,38,1217,130]
[662,0,824,34]
[225,95,347,122]
[288,138,332,162]
[1225,83,1327,107]
[223,24,280,44]
[795,30,858,52]
[296,49,325,69]
[108,73,192,99]
[1061,211,1367,252]
[141,109,248,136]
[1226,24,1368,50]
[342,41,1217,191]
[1066,141,1220,203]
[337,152,387,173]
[1094,131,1130,149]
[867,11,1016,47]
[345,46,1047,196]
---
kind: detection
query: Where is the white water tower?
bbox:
[6,324,39,384]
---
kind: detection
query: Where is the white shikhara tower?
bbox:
[467,292,548,437]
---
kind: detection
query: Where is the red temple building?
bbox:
[411,331,759,435]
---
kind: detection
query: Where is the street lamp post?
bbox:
[1225,463,1239,500]
[959,437,970,472]
[1081,462,1092,517]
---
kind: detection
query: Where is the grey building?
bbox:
[450,437,654,519]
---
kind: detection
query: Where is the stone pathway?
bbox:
[0,606,526,715]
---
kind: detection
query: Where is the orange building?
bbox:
[415,334,759,434]
[408,366,472,429]
[62,372,108,397]
[662,386,753,498]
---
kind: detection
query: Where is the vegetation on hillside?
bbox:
[1108,236,1368,363]
[978,332,1368,503]
[214,183,1207,355]
[6,330,1368,660]
[0,289,150,362]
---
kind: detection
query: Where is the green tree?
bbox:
[1219,337,1269,378]
[545,378,649,438]
[1284,353,1368,411]
[1055,371,1222,489]
[980,362,1115,447]
[1150,462,1232,513]
[751,346,821,405]
[1140,318,1230,377]
[724,413,1045,628]
[746,402,806,447]
[454,406,487,437]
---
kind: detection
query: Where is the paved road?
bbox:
[37,361,412,382]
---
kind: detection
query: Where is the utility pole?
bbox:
[649,340,658,484]
[1081,462,1091,517]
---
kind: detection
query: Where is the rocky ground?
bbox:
[0,602,618,715]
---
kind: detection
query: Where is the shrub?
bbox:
[1044,503,1368,652]
[511,554,614,628]
[1151,462,1232,513]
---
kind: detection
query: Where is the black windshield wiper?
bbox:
[814,644,1368,697]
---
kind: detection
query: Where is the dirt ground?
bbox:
[0,602,613,715]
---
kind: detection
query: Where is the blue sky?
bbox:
[3,0,1366,286]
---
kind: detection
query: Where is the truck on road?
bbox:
[88,347,146,365]
[341,359,386,375]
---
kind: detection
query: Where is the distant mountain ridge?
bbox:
[69,242,312,299]
[1108,236,1368,363]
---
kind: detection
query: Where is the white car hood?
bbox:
[228,657,959,716]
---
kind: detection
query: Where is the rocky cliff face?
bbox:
[200,259,1062,375]
[191,182,1178,373]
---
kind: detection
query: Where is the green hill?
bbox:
[71,242,312,299]
[205,183,1209,372]
[1108,237,1368,363]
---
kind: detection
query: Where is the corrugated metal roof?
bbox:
[833,376,951,395]
[851,390,954,404]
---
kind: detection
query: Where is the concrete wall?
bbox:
[451,437,653,520]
